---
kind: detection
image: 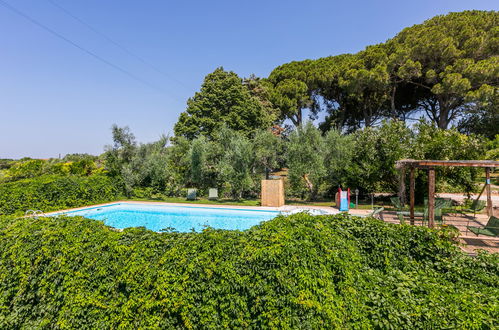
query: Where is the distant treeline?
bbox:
[2,121,496,212]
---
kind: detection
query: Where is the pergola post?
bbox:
[428,168,435,228]
[398,167,406,206]
[409,167,415,225]
[485,168,492,216]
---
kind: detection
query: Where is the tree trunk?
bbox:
[363,106,373,127]
[437,100,450,129]
[289,116,298,127]
[390,85,397,118]
[296,107,303,126]
[437,114,449,129]
[433,96,456,129]
[303,174,315,199]
[290,107,303,127]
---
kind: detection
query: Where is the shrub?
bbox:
[0,213,496,328]
[411,122,486,198]
[0,175,120,215]
[4,159,45,180]
[485,135,499,161]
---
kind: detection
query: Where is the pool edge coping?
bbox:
[44,200,283,216]
[43,200,348,216]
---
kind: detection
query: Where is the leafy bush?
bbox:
[411,122,486,197]
[284,121,486,198]
[0,213,496,328]
[0,175,120,215]
[485,135,499,161]
[1,157,105,184]
[104,126,190,197]
[0,159,15,170]
[214,127,257,198]
[347,120,413,194]
[4,159,45,180]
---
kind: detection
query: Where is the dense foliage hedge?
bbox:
[0,214,497,328]
[0,175,120,215]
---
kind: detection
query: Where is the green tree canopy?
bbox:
[268,10,498,132]
[253,129,283,179]
[174,68,278,140]
[387,10,499,128]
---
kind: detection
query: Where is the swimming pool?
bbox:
[51,203,280,232]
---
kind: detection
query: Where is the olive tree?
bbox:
[214,127,256,198]
[253,129,283,179]
[286,122,326,200]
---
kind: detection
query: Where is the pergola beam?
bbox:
[396,159,499,168]
[396,159,498,228]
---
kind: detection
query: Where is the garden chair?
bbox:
[422,198,448,225]
[438,198,454,214]
[369,207,384,220]
[396,211,426,224]
[187,188,197,200]
[396,212,406,224]
[467,216,499,237]
[435,198,452,224]
[208,188,218,200]
[390,196,403,211]
[459,200,486,219]
[395,197,424,223]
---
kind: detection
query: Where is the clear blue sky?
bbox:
[0,0,497,159]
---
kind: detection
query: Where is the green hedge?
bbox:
[0,175,120,215]
[0,214,497,328]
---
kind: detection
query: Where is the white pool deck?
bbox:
[44,200,372,217]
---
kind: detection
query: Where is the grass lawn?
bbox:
[121,195,490,215]
[126,196,261,207]
[125,196,384,210]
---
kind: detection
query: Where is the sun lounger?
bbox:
[467,216,499,237]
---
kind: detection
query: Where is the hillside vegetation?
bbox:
[0,175,120,216]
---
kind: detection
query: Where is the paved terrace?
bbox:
[356,208,499,254]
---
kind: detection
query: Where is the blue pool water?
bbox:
[53,203,279,232]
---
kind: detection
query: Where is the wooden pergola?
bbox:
[395,160,499,228]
